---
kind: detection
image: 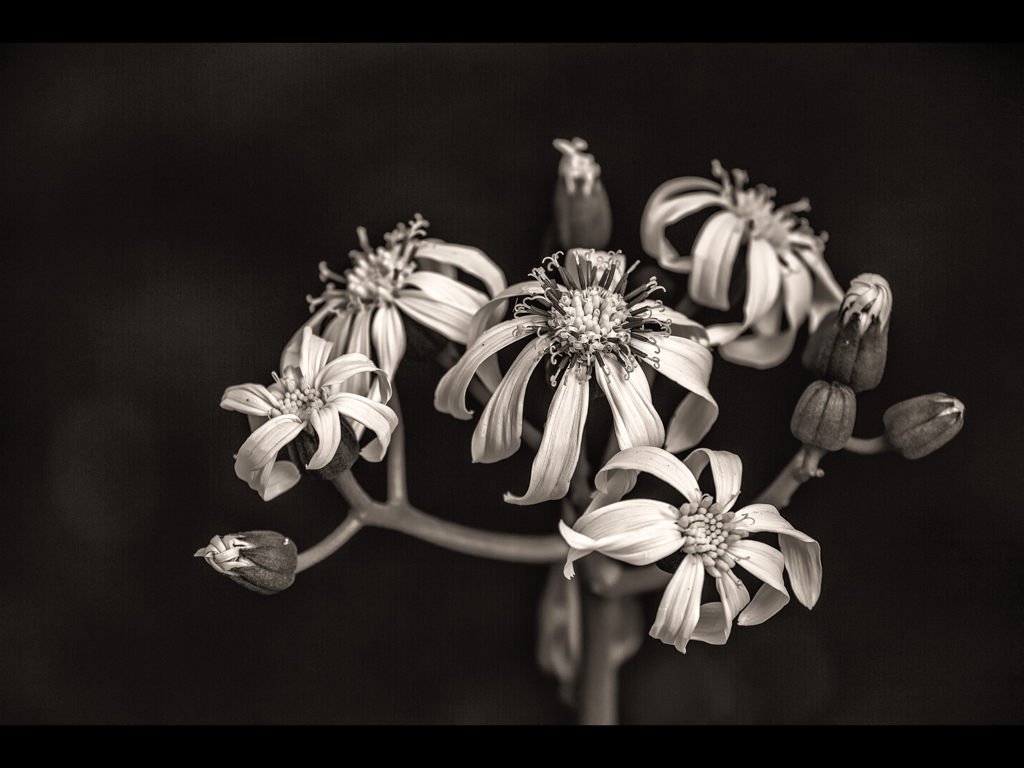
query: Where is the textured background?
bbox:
[2,43,1020,724]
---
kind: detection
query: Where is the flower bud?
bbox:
[552,137,612,250]
[194,531,298,595]
[292,415,360,480]
[791,380,857,452]
[811,274,892,392]
[883,393,965,459]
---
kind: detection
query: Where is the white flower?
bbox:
[435,249,719,506]
[641,161,845,369]
[221,327,398,500]
[559,446,821,653]
[285,214,506,399]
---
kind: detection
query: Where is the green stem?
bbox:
[578,590,618,725]
[387,389,408,503]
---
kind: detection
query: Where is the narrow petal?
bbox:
[462,281,546,390]
[689,603,730,645]
[779,534,822,610]
[682,448,743,511]
[595,356,664,452]
[795,244,845,332]
[739,237,782,333]
[504,370,588,506]
[306,406,341,471]
[314,354,390,403]
[471,336,546,463]
[646,336,719,453]
[234,414,305,474]
[371,303,406,383]
[650,555,705,653]
[341,309,374,395]
[394,292,477,345]
[717,571,751,628]
[259,460,302,501]
[730,539,787,596]
[298,326,334,382]
[737,582,791,626]
[641,190,726,273]
[660,306,711,345]
[221,383,280,417]
[434,316,535,420]
[321,308,354,363]
[571,499,684,564]
[402,270,489,310]
[281,297,346,371]
[665,392,721,455]
[689,211,744,311]
[415,240,507,300]
[594,446,702,505]
[327,392,399,463]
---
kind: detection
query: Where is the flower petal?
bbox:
[665,392,720,455]
[717,571,751,628]
[795,243,845,332]
[298,326,334,382]
[471,336,546,463]
[394,291,477,346]
[645,336,718,453]
[595,356,664,452]
[235,456,301,501]
[683,448,743,511]
[328,392,399,463]
[689,603,730,645]
[730,539,790,624]
[640,176,724,273]
[321,308,354,363]
[504,370,588,506]
[221,383,280,417]
[660,306,711,345]
[434,315,535,420]
[234,414,305,474]
[315,354,391,403]
[402,270,490,310]
[281,297,346,371]
[594,446,702,505]
[306,406,342,471]
[741,236,782,330]
[415,240,507,300]
[650,555,705,653]
[689,210,745,311]
[371,303,406,385]
[742,501,822,609]
[341,309,374,395]
[737,582,791,626]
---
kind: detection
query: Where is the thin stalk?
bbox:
[295,516,363,574]
[845,434,890,455]
[387,389,408,502]
[578,590,619,725]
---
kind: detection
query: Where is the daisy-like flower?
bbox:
[560,446,821,652]
[285,214,506,396]
[641,160,845,369]
[221,326,398,500]
[435,249,719,505]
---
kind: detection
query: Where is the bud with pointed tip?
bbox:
[552,137,612,250]
[812,274,892,392]
[883,393,965,459]
[194,531,298,595]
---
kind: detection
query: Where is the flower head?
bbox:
[287,215,507,396]
[435,249,719,505]
[194,531,297,595]
[221,327,398,500]
[559,446,821,653]
[641,161,846,369]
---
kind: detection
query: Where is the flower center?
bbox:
[269,368,329,422]
[676,493,750,579]
[513,251,671,385]
[310,214,428,312]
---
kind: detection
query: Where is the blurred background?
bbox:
[1,43,1020,724]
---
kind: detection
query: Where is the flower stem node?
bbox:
[811,273,892,392]
[194,531,298,595]
[791,380,857,453]
[883,393,965,459]
[553,138,612,250]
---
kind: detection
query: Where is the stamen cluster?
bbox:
[677,493,749,579]
[269,369,328,420]
[513,251,670,386]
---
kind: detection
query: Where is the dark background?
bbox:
[2,43,1020,724]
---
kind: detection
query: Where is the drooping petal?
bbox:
[393,291,477,346]
[682,448,743,511]
[594,446,702,505]
[234,414,305,475]
[640,176,723,272]
[415,240,507,300]
[689,603,730,645]
[688,210,745,311]
[314,354,390,403]
[645,336,719,453]
[730,539,790,626]
[298,326,334,382]
[371,303,406,384]
[305,406,342,471]
[742,501,822,610]
[665,392,721,455]
[402,270,490,310]
[281,296,346,371]
[221,383,280,417]
[595,355,664,452]
[660,305,711,345]
[504,370,589,506]
[341,308,374,395]
[321,308,354,363]
[717,571,751,628]
[471,336,546,463]
[737,582,791,626]
[650,555,705,653]
[327,393,399,463]
[235,455,301,501]
[793,242,845,333]
[435,315,535,420]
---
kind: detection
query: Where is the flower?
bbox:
[640,160,845,369]
[286,214,507,397]
[559,446,821,652]
[552,137,612,250]
[435,249,718,505]
[221,326,398,500]
[194,531,298,595]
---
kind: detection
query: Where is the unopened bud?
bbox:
[292,415,360,480]
[811,274,891,392]
[194,531,298,595]
[791,380,857,452]
[883,393,965,459]
[553,137,612,250]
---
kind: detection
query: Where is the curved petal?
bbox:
[650,555,705,653]
[306,406,341,471]
[235,455,300,501]
[371,303,406,385]
[221,383,280,417]
[341,309,374,395]
[665,392,720,455]
[682,448,743,512]
[327,393,399,463]
[646,336,719,453]
[595,355,664,452]
[717,571,751,628]
[298,326,334,382]
[281,296,346,371]
[471,336,546,463]
[743,501,822,609]
[402,270,489,310]
[314,354,390,403]
[689,210,745,311]
[434,316,535,420]
[737,582,791,626]
[594,446,702,505]
[741,237,782,331]
[321,308,354,363]
[504,370,588,506]
[394,292,477,346]
[660,306,711,346]
[796,244,845,332]
[730,539,788,597]
[641,190,726,273]
[467,279,545,350]
[415,240,507,299]
[689,602,730,645]
[234,414,305,474]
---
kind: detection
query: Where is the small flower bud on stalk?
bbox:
[552,138,612,250]
[812,274,892,392]
[194,531,298,595]
[292,414,360,480]
[791,380,857,477]
[883,393,965,459]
